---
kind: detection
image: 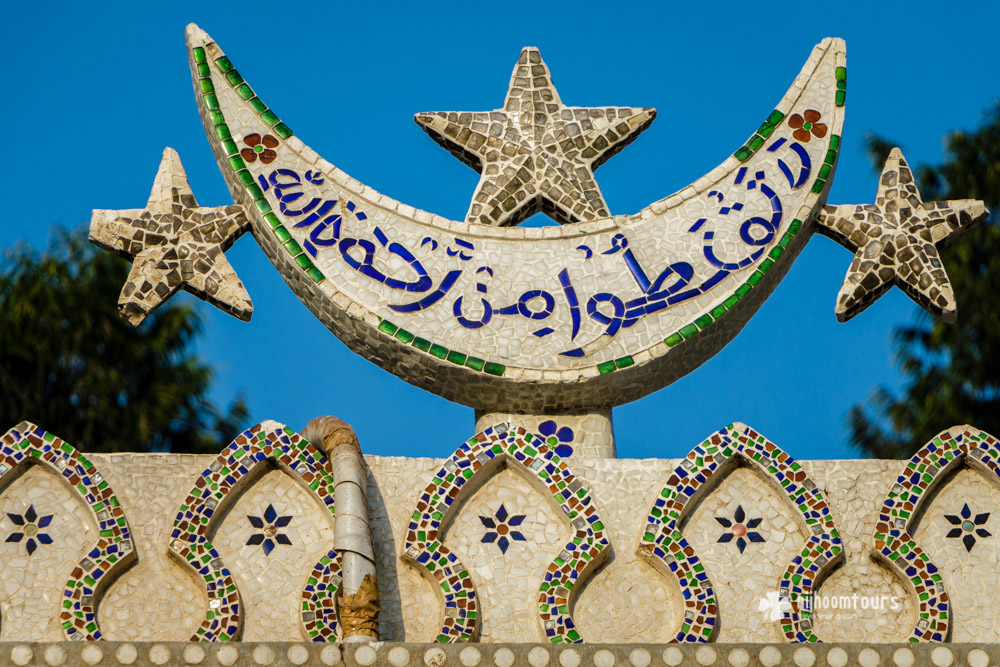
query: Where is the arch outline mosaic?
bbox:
[638,422,841,643]
[166,420,340,641]
[873,424,1000,642]
[0,421,135,640]
[402,423,609,643]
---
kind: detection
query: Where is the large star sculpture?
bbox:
[90,148,252,326]
[415,47,655,227]
[816,148,988,322]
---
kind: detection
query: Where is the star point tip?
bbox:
[118,300,150,327]
[968,201,990,224]
[834,303,856,324]
[517,47,545,66]
[185,23,211,47]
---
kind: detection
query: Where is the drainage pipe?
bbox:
[302,416,379,642]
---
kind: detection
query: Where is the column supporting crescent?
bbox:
[474,409,616,459]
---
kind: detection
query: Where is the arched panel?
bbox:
[401,423,609,643]
[166,420,340,641]
[873,424,1000,642]
[0,421,135,640]
[638,422,841,643]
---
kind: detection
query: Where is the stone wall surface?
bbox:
[1,641,999,667]
[3,444,1000,645]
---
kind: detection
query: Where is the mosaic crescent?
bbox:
[176,26,849,412]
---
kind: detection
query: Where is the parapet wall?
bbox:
[2,420,999,645]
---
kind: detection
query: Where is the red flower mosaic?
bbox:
[788,110,828,143]
[241,133,279,164]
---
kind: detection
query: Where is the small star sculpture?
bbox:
[416,47,655,227]
[816,148,988,322]
[90,147,252,326]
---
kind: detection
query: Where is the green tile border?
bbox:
[734,110,786,163]
[630,64,846,373]
[191,42,325,285]
[659,132,842,357]
[378,318,505,377]
[835,66,847,108]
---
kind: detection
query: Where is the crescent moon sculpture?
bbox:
[90,25,988,421]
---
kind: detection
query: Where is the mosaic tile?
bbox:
[245,503,293,556]
[873,425,1000,641]
[167,420,341,642]
[7,446,1000,642]
[474,412,613,459]
[402,423,609,643]
[638,422,841,643]
[479,503,527,554]
[537,421,575,459]
[0,421,135,640]
[714,504,764,554]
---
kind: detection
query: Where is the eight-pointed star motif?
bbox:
[816,148,988,322]
[89,147,252,326]
[416,47,656,227]
[479,503,526,554]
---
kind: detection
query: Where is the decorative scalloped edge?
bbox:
[401,423,609,643]
[166,420,340,642]
[873,425,1000,642]
[0,421,136,640]
[638,422,841,643]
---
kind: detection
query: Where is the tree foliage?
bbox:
[0,227,248,453]
[850,102,1000,458]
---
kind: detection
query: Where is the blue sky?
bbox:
[2,1,997,459]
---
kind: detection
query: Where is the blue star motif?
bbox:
[6,504,54,556]
[480,503,526,554]
[246,503,292,556]
[944,503,991,552]
[715,504,764,554]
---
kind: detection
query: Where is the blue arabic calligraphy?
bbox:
[261,133,808,357]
